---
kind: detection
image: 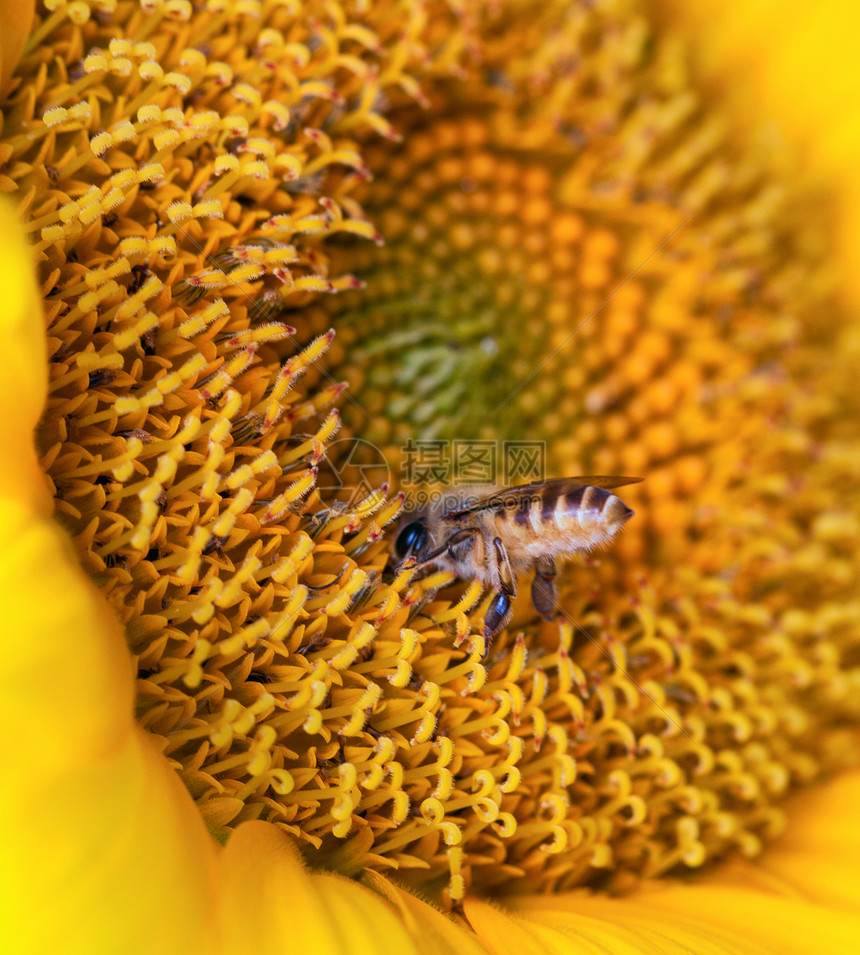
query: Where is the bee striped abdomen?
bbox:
[512,497,533,527]
[540,480,567,522]
[546,483,634,543]
[491,478,636,562]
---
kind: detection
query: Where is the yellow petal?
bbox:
[0,201,218,954]
[467,893,777,955]
[364,870,491,955]
[0,198,47,504]
[475,774,860,954]
[662,0,860,304]
[702,771,860,913]
[220,821,419,955]
[0,0,34,95]
[582,884,860,955]
[508,893,789,955]
[464,898,579,955]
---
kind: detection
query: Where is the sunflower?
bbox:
[1,1,859,953]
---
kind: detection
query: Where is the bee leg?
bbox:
[397,528,479,573]
[482,537,516,654]
[492,537,516,598]
[531,558,557,621]
[448,528,479,564]
[483,590,513,655]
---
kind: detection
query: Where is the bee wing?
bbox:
[567,475,643,491]
[441,476,642,520]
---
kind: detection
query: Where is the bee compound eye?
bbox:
[395,521,427,558]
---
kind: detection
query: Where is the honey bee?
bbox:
[392,476,640,641]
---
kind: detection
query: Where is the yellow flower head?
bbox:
[1,0,859,951]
